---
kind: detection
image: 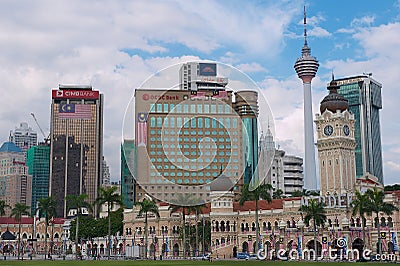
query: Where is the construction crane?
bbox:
[30,113,50,143]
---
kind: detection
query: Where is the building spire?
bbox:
[304,5,308,46]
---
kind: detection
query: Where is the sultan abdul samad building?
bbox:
[122,78,400,260]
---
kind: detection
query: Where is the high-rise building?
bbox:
[334,75,384,184]
[121,139,136,208]
[49,85,103,217]
[26,143,50,216]
[0,142,32,216]
[259,129,303,196]
[9,122,38,157]
[132,62,258,203]
[294,7,319,191]
[101,156,111,186]
[315,80,357,195]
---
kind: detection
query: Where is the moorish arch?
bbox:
[352,238,364,254]
[305,239,322,258]
[242,241,248,252]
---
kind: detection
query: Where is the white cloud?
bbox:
[236,63,268,73]
[308,26,331,37]
[350,15,375,28]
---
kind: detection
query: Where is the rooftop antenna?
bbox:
[303,6,308,46]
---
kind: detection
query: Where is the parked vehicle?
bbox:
[237,252,250,259]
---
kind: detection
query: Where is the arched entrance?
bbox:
[242,241,248,252]
[253,241,257,253]
[306,239,322,259]
[173,243,179,257]
[388,242,394,254]
[149,243,156,258]
[162,243,167,255]
[352,238,364,254]
[233,246,237,258]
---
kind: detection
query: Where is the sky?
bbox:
[1,0,400,185]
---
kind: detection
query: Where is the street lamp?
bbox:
[297,218,305,259]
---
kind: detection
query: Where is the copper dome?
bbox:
[320,80,348,113]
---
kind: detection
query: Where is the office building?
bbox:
[0,142,32,216]
[294,7,319,191]
[132,62,258,203]
[121,139,136,208]
[26,143,50,216]
[259,129,304,196]
[9,122,38,157]
[335,75,384,184]
[101,156,111,186]
[49,85,103,217]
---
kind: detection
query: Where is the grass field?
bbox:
[0,260,395,266]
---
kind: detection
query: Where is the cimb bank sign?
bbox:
[301,192,353,208]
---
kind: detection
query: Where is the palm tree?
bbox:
[351,190,372,249]
[169,193,197,258]
[239,183,272,254]
[66,194,92,259]
[95,186,123,259]
[298,198,327,260]
[134,198,160,259]
[273,189,284,199]
[0,200,10,216]
[10,203,30,260]
[36,196,57,259]
[365,187,399,255]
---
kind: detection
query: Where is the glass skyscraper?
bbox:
[121,140,136,208]
[335,75,383,183]
[26,143,50,216]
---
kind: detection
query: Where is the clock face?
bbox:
[343,125,350,136]
[324,125,334,136]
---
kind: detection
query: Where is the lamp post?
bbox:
[297,218,305,260]
[202,217,205,257]
[279,220,286,253]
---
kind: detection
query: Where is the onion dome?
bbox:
[210,173,234,192]
[320,79,348,113]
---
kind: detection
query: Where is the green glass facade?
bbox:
[121,140,136,208]
[242,117,258,184]
[26,144,50,216]
[336,76,383,183]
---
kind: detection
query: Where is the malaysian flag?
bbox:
[212,90,228,99]
[190,90,206,99]
[137,113,148,146]
[59,103,92,119]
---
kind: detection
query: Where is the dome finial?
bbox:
[331,70,335,81]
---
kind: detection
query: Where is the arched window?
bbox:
[241,223,244,232]
[226,221,230,232]
[252,222,256,231]
[268,222,272,230]
[215,221,219,232]
[221,221,225,232]
[262,222,266,231]
[388,217,394,228]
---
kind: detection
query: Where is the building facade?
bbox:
[335,75,384,184]
[121,140,136,208]
[0,142,32,216]
[259,128,304,196]
[49,85,103,217]
[316,79,357,196]
[9,122,38,158]
[131,62,259,204]
[26,143,50,216]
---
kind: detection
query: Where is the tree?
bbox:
[0,200,10,216]
[36,196,57,259]
[239,183,272,254]
[134,199,160,259]
[95,186,123,259]
[10,203,30,260]
[273,189,284,199]
[291,190,304,197]
[66,194,92,259]
[298,198,327,260]
[351,191,372,249]
[366,187,399,255]
[169,193,198,258]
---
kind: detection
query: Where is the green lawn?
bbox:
[0,260,394,266]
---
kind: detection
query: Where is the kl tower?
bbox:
[294,6,319,191]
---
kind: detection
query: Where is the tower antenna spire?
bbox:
[304,5,308,46]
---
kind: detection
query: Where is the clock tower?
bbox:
[315,79,357,196]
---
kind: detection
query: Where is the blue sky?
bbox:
[1,0,399,185]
